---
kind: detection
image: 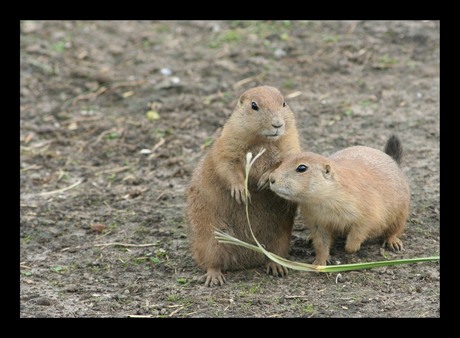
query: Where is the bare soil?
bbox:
[20,20,440,318]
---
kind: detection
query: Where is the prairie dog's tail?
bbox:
[384,135,403,165]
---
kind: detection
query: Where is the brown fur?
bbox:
[269,136,410,266]
[186,86,301,286]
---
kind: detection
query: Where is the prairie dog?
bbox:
[186,86,301,286]
[269,135,410,266]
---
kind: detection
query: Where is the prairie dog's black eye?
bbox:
[296,164,308,173]
[283,102,286,107]
[251,102,259,111]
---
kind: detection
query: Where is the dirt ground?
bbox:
[20,20,440,318]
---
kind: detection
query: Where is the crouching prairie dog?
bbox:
[269,135,410,266]
[186,86,301,286]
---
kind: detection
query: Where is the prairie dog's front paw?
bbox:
[200,268,226,287]
[266,262,289,277]
[257,171,272,190]
[231,184,249,204]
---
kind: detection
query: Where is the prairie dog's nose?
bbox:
[269,175,276,185]
[271,117,284,129]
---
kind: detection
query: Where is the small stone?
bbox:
[90,223,106,233]
[160,308,167,315]
[274,48,287,58]
[65,285,79,293]
[160,68,172,76]
[212,24,220,33]
[35,297,52,306]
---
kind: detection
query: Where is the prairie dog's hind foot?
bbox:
[312,257,332,266]
[384,235,404,252]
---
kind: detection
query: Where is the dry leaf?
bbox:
[90,223,107,233]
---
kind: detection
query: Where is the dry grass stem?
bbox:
[36,179,83,197]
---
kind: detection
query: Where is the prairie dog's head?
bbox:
[233,86,295,141]
[269,152,334,203]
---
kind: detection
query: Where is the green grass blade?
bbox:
[316,256,440,272]
[215,229,439,272]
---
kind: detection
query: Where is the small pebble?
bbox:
[90,223,106,233]
[65,285,79,293]
[160,68,172,76]
[35,297,52,306]
[274,48,286,58]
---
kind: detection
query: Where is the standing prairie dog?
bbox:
[186,86,301,286]
[269,135,410,266]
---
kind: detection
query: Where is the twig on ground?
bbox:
[61,116,102,125]
[91,128,120,147]
[95,230,112,240]
[36,179,83,197]
[97,166,131,175]
[147,138,166,160]
[93,242,158,249]
[61,246,85,252]
[156,190,167,201]
[72,86,107,106]
[346,21,358,35]
[20,140,53,152]
[20,263,32,269]
[56,168,66,182]
[20,204,38,208]
[110,80,146,89]
[103,201,114,210]
[233,73,264,88]
[62,239,157,252]
[286,91,302,99]
[20,164,43,172]
[169,306,184,317]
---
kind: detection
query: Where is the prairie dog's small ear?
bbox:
[323,164,332,179]
[239,92,248,105]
